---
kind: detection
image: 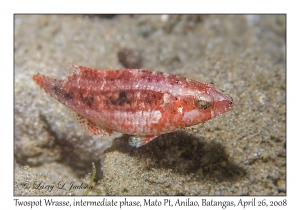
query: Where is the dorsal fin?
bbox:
[54,62,81,79]
[40,62,82,81]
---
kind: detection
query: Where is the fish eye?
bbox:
[194,93,213,110]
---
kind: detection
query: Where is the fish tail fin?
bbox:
[33,73,62,98]
[33,73,51,91]
[33,73,47,86]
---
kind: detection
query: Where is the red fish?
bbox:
[33,64,233,147]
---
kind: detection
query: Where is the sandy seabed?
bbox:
[14,15,285,195]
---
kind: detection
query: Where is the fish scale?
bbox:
[33,64,234,147]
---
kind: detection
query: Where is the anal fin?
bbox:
[78,117,112,136]
[66,108,112,137]
[129,136,158,147]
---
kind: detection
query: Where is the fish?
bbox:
[33,64,234,147]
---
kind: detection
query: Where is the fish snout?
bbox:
[208,88,234,117]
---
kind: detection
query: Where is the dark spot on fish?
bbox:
[80,92,94,107]
[53,86,61,94]
[107,90,132,107]
[116,91,130,106]
[105,90,164,111]
[53,86,73,100]
[119,91,127,102]
[145,96,151,104]
[64,93,73,100]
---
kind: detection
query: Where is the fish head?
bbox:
[180,83,234,125]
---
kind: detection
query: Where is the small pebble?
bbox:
[117,48,143,68]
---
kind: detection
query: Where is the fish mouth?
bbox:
[208,88,234,117]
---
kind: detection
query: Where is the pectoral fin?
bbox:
[129,135,158,147]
